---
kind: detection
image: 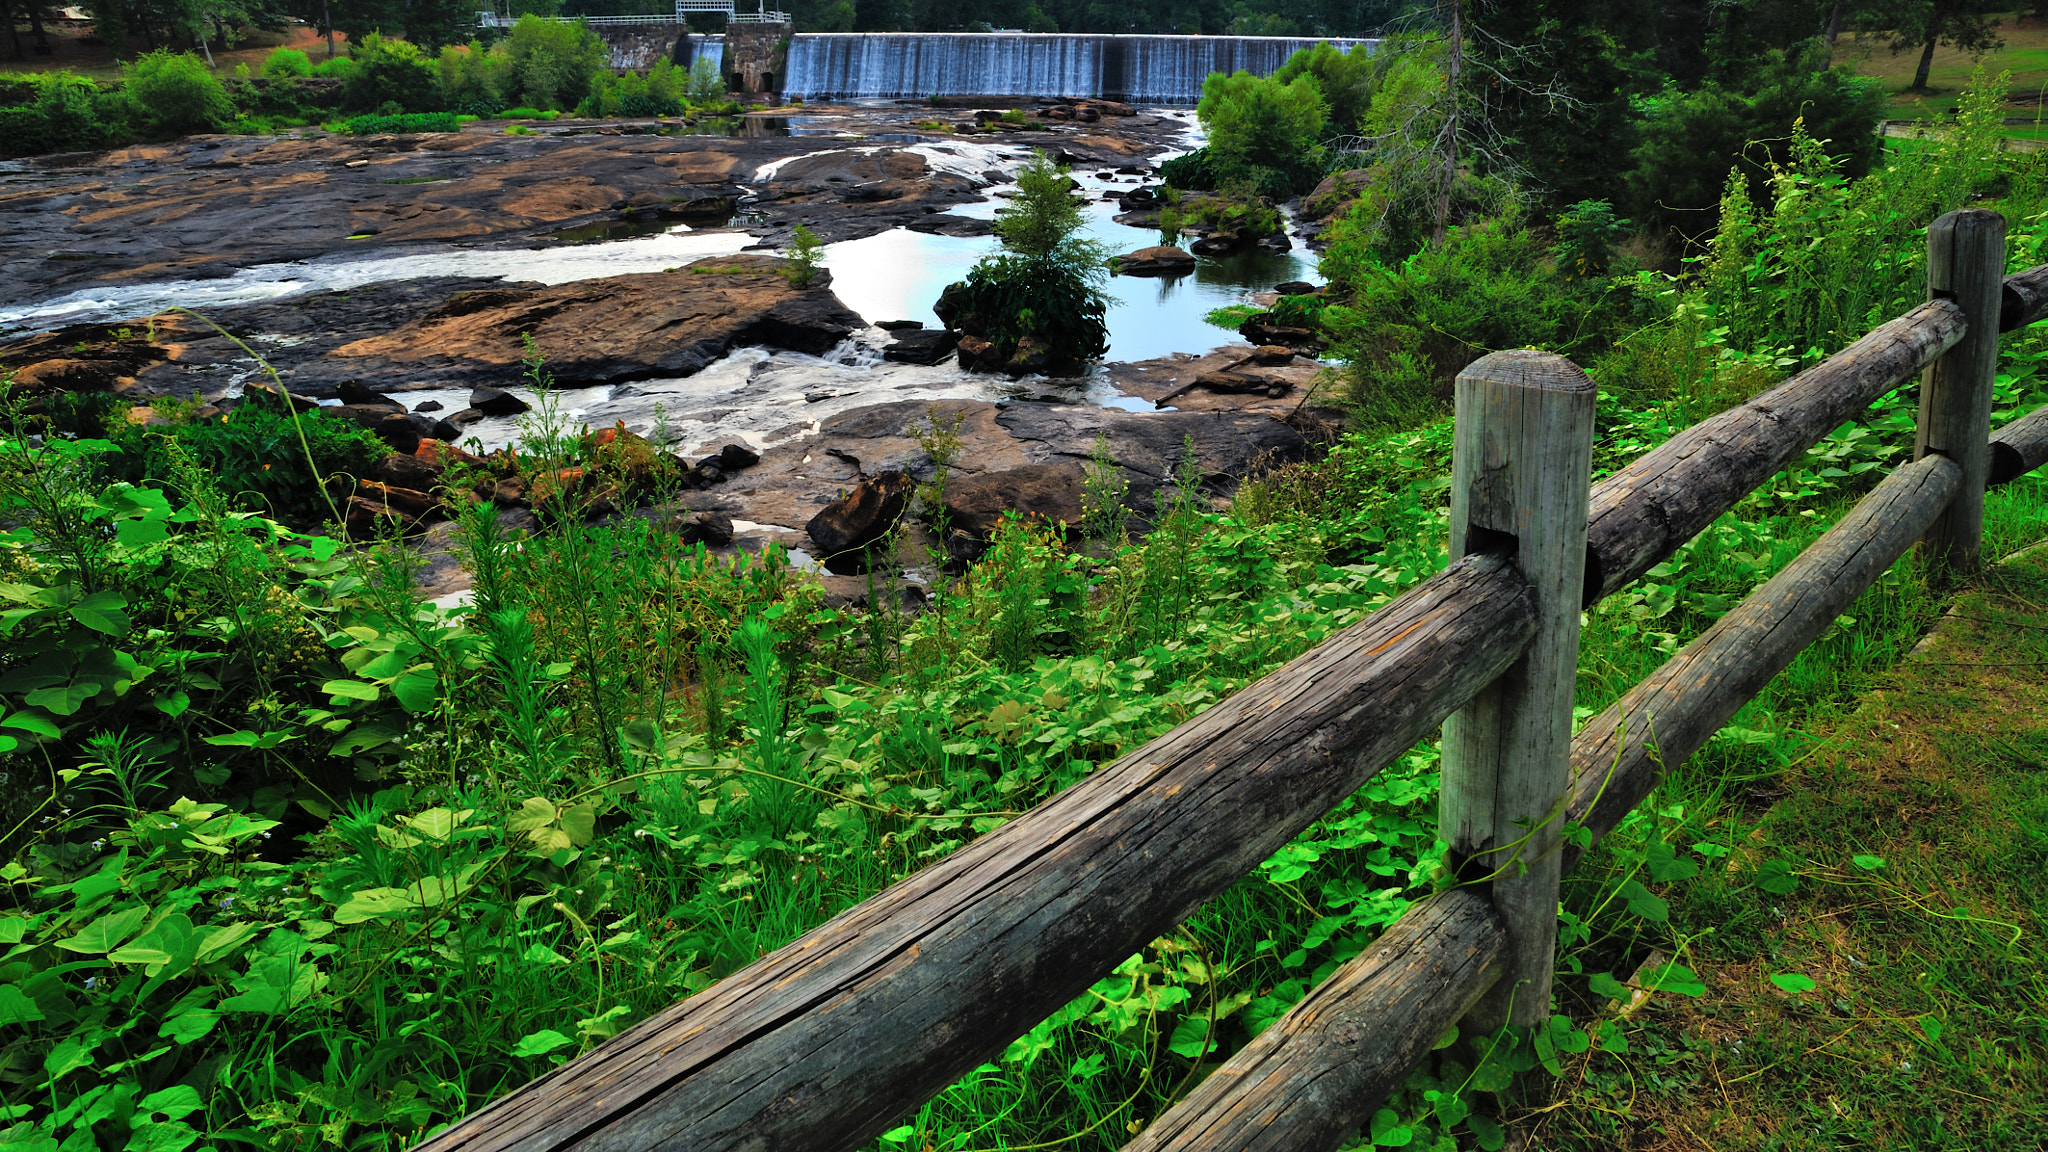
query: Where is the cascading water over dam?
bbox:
[782,33,1375,103]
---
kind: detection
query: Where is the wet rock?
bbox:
[1190,233,1242,257]
[1252,345,1297,366]
[678,510,735,547]
[320,255,865,388]
[373,452,443,491]
[414,399,445,412]
[338,379,401,407]
[1256,233,1293,253]
[1007,335,1052,375]
[875,319,925,331]
[719,442,761,470]
[1114,245,1195,276]
[442,407,485,430]
[807,469,915,558]
[372,412,424,454]
[470,386,530,416]
[956,334,1003,371]
[941,462,1086,551]
[489,477,530,508]
[358,480,439,520]
[1240,316,1325,352]
[324,402,404,430]
[1273,281,1316,297]
[882,328,957,365]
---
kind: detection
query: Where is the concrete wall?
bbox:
[591,25,698,71]
[725,20,791,94]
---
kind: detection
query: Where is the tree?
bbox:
[1882,0,2003,92]
[1196,67,1326,195]
[499,13,604,109]
[935,150,1111,373]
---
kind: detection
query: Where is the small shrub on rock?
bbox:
[262,47,313,78]
[126,50,234,138]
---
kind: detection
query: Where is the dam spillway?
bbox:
[781,33,1375,103]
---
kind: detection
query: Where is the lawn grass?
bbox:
[1516,479,2048,1149]
[1835,13,2048,119]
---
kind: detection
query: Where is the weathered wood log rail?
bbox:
[414,210,2048,1152]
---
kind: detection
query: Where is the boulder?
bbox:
[325,402,404,430]
[678,510,734,547]
[1273,281,1316,297]
[956,334,1003,371]
[1240,316,1324,352]
[807,469,916,558]
[942,462,1086,547]
[875,319,925,331]
[1304,168,1375,221]
[357,480,439,520]
[1252,345,1297,366]
[470,386,530,416]
[1114,246,1196,276]
[414,399,445,412]
[1256,233,1293,253]
[337,379,401,407]
[1190,233,1241,257]
[719,442,761,470]
[1006,335,1052,375]
[371,412,424,454]
[373,452,443,491]
[441,407,485,430]
[882,328,957,365]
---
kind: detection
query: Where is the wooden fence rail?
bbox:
[415,212,2048,1152]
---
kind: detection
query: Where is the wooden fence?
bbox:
[412,209,2048,1152]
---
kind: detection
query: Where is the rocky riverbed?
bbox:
[1,101,1342,602]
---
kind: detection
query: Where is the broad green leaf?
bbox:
[389,666,438,713]
[116,518,170,547]
[160,1010,219,1045]
[1468,1115,1505,1151]
[70,590,130,635]
[1755,859,1799,894]
[1645,840,1699,883]
[56,905,149,954]
[1368,1108,1412,1147]
[1638,963,1705,997]
[320,679,381,702]
[560,803,597,847]
[0,984,45,1026]
[523,944,569,965]
[195,921,263,964]
[1769,973,1816,993]
[333,887,419,925]
[1618,879,1668,922]
[405,808,459,841]
[25,682,100,717]
[1588,971,1630,1000]
[1852,854,1887,871]
[44,1034,98,1080]
[508,797,557,833]
[0,916,25,944]
[0,712,60,738]
[109,914,198,978]
[509,1029,575,1057]
[202,730,292,749]
[124,1119,199,1152]
[152,691,191,718]
[1167,1015,1215,1059]
[137,1086,203,1122]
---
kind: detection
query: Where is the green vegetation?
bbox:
[781,223,825,289]
[259,48,312,80]
[338,111,460,135]
[12,17,2048,1152]
[1194,67,1326,197]
[935,149,1110,371]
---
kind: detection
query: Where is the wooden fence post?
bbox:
[1917,207,2006,576]
[1440,350,1595,1031]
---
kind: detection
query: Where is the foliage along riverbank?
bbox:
[6,65,2048,1152]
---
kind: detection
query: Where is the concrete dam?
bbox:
[782,33,1374,103]
[587,24,1373,103]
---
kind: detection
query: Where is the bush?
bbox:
[340,111,461,134]
[99,399,390,526]
[126,50,233,138]
[501,14,605,111]
[262,47,313,78]
[340,33,443,114]
[1158,146,1217,192]
[1196,69,1326,196]
[437,40,507,113]
[312,55,356,79]
[1272,39,1374,135]
[0,73,128,156]
[687,55,725,102]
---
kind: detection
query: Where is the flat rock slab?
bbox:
[326,254,864,389]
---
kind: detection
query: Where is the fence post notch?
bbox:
[1440,349,1595,1031]
[1918,207,2006,577]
